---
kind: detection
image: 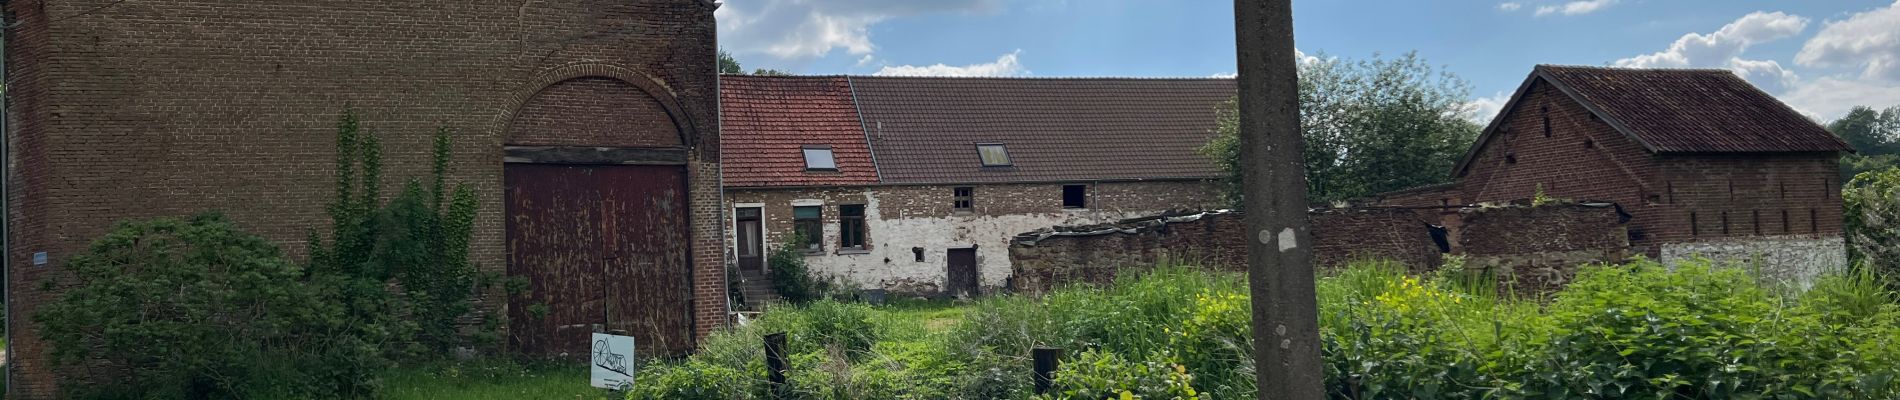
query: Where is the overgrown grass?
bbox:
[377,359,613,400]
[623,259,1900,399]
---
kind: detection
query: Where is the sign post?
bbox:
[590,332,637,390]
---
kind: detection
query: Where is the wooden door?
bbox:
[946,248,979,298]
[735,207,764,272]
[505,164,694,358]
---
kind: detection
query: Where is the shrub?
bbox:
[1038,349,1201,400]
[306,110,482,357]
[36,213,385,399]
[1845,166,1900,288]
[768,234,833,303]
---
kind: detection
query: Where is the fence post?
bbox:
[1032,347,1063,394]
[765,332,788,398]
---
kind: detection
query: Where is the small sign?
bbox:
[590,333,636,390]
[32,251,47,266]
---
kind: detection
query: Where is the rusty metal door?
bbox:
[505,164,693,358]
[946,248,979,298]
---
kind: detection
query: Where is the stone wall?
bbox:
[1660,236,1847,289]
[1009,203,1633,295]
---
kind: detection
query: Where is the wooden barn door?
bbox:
[505,164,694,358]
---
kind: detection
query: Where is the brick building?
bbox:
[3,1,727,397]
[1378,65,1854,281]
[720,75,1230,298]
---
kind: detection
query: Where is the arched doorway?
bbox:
[501,76,696,357]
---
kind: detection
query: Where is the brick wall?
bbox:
[3,1,722,397]
[726,180,1220,295]
[1412,77,1843,262]
[1008,204,1631,295]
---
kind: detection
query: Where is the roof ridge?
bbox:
[1535,64,1736,74]
[722,74,1236,81]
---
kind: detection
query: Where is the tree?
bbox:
[1845,167,1900,288]
[718,48,793,76]
[718,49,743,74]
[1203,51,1482,206]
[1831,105,1900,182]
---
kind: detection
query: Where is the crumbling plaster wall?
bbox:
[1659,236,1846,288]
[725,180,1220,295]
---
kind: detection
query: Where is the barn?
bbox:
[1,1,728,397]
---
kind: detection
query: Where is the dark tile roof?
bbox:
[719,75,879,188]
[848,77,1235,184]
[1535,65,1851,153]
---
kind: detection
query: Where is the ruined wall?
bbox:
[725,180,1220,295]
[1455,204,1631,294]
[1009,204,1632,295]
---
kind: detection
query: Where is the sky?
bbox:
[715,0,1900,122]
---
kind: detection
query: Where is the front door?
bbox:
[946,248,979,298]
[505,164,694,358]
[736,207,764,272]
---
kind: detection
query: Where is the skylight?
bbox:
[803,146,837,171]
[976,143,1011,167]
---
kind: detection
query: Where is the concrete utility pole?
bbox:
[1233,0,1325,398]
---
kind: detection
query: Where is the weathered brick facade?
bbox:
[3,1,725,397]
[1377,67,1848,280]
[726,180,1221,295]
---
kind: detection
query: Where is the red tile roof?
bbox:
[1534,65,1850,154]
[719,75,879,188]
[849,77,1234,184]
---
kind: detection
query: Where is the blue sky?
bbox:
[717,0,1900,120]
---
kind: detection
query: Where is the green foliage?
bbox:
[36,213,386,399]
[769,234,834,303]
[1846,167,1900,288]
[1203,51,1483,205]
[307,109,483,356]
[1038,350,1202,400]
[718,49,744,74]
[621,260,1900,400]
[718,48,792,76]
[1831,105,1900,182]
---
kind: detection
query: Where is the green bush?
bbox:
[1038,349,1201,400]
[768,234,833,304]
[1846,166,1900,288]
[36,213,386,399]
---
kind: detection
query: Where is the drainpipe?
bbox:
[2,0,13,393]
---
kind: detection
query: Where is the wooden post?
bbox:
[764,332,788,398]
[1234,0,1326,398]
[1032,347,1063,394]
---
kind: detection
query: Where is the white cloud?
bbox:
[717,0,1003,62]
[1795,0,1900,81]
[1467,91,1513,123]
[1779,76,1900,119]
[874,50,1028,77]
[1614,11,1809,69]
[1209,72,1237,78]
[856,54,878,67]
[1498,2,1522,12]
[1612,11,1809,93]
[1534,0,1617,17]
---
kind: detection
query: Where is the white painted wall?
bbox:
[1659,235,1847,289]
[796,189,1160,295]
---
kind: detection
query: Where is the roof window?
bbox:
[803,145,837,171]
[976,143,1011,167]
